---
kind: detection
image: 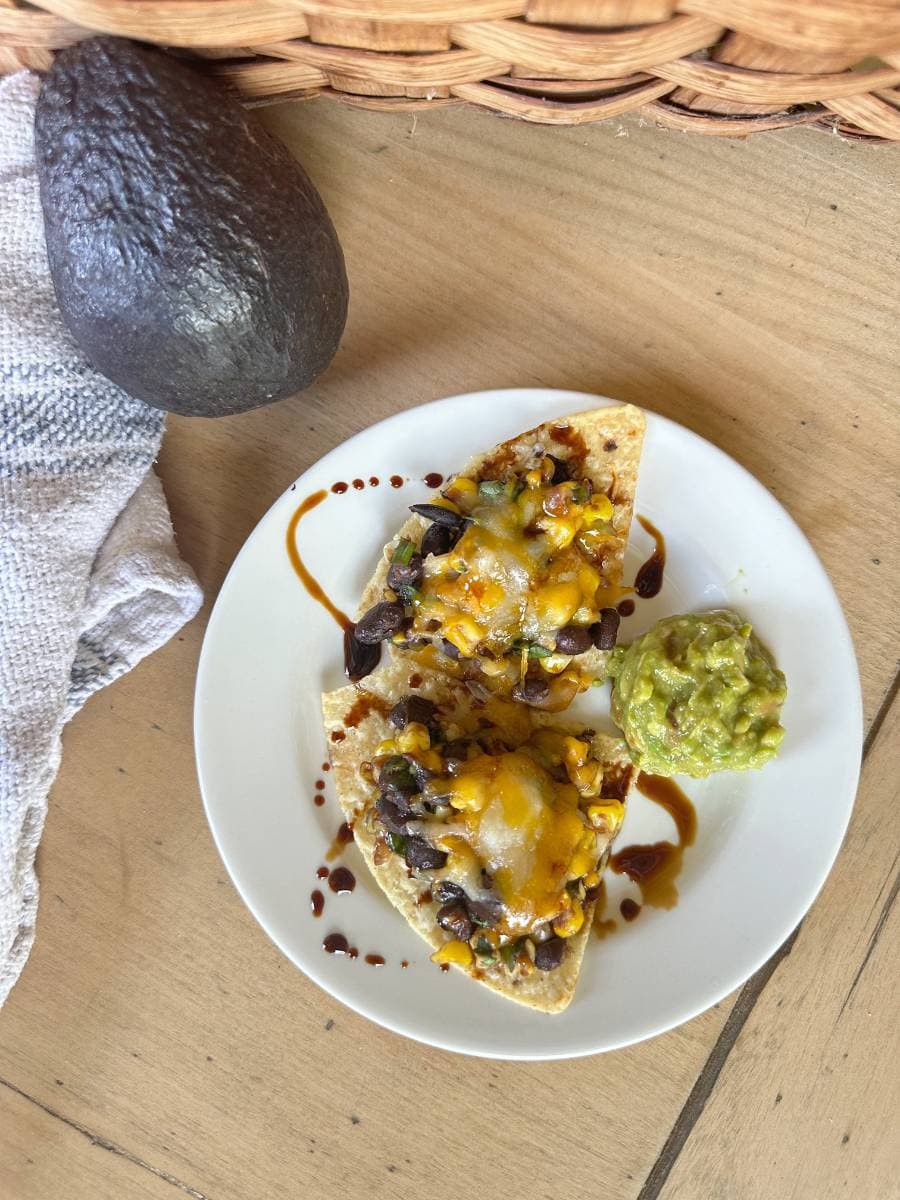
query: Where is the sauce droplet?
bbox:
[439,963,450,973]
[634,515,666,599]
[352,478,365,490]
[323,933,349,955]
[416,889,432,906]
[400,960,409,969]
[330,730,345,743]
[328,867,356,894]
[314,794,325,807]
[322,762,331,771]
[348,947,359,959]
[364,954,385,967]
[369,476,380,487]
[331,481,348,494]
[390,475,404,488]
[620,897,641,922]
[408,673,423,688]
[325,821,355,862]
[310,890,324,917]
[617,598,636,617]
[315,780,325,791]
[316,866,329,879]
[286,492,351,631]
[423,472,444,488]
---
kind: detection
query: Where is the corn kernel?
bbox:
[431,940,474,968]
[541,653,572,675]
[397,722,431,754]
[577,562,602,599]
[375,739,397,757]
[582,495,614,524]
[478,655,511,678]
[534,581,581,627]
[583,871,601,889]
[418,749,445,774]
[587,800,625,834]
[443,615,486,656]
[553,899,585,938]
[443,476,477,504]
[537,516,578,551]
[525,468,543,489]
[447,773,490,812]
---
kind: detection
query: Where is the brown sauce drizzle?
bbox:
[330,730,346,743]
[316,866,329,879]
[634,515,666,599]
[408,673,423,688]
[617,598,636,617]
[352,478,365,490]
[310,890,324,917]
[331,482,348,494]
[365,954,385,967]
[416,889,432,906]
[610,773,696,910]
[328,867,356,894]
[620,897,641,922]
[325,821,355,862]
[286,491,351,631]
[390,475,403,488]
[423,472,444,488]
[548,422,588,470]
[342,690,390,729]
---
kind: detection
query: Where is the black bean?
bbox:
[433,880,467,905]
[354,601,407,644]
[554,625,593,655]
[389,695,436,729]
[404,755,434,790]
[436,903,474,941]
[377,756,419,800]
[440,637,462,660]
[343,627,381,682]
[443,739,470,763]
[467,898,502,927]
[375,796,411,835]
[534,937,567,971]
[421,523,455,558]
[591,607,620,651]
[409,503,468,529]
[512,676,550,705]
[548,454,571,484]
[386,554,424,592]
[404,837,448,871]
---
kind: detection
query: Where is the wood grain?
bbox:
[656,696,900,1200]
[0,98,898,1200]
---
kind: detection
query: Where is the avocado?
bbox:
[34,38,348,417]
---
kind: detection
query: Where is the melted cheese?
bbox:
[426,751,597,932]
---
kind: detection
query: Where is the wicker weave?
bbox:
[3,1,900,140]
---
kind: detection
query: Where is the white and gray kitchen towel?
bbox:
[0,71,203,1005]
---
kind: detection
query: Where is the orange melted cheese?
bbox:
[425,751,598,932]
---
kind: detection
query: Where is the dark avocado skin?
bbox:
[34,38,348,417]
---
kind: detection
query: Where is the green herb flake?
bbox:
[528,644,552,660]
[391,538,416,565]
[478,479,506,498]
[386,832,407,855]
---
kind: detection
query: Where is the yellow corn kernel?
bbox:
[541,653,573,675]
[431,940,474,968]
[397,722,431,754]
[443,615,486,656]
[587,800,626,835]
[534,581,581,627]
[563,736,590,769]
[478,655,511,678]
[375,739,397,756]
[447,773,490,812]
[538,516,579,551]
[525,468,543,489]
[418,749,445,774]
[583,871,601,890]
[569,831,598,879]
[443,476,477,504]
[577,562,602,599]
[553,899,585,939]
[582,495,614,525]
[475,580,504,613]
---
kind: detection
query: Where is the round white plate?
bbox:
[195,388,861,1059]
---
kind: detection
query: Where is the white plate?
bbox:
[195,388,861,1059]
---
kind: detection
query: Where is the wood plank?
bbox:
[655,691,900,1200]
[0,98,897,1200]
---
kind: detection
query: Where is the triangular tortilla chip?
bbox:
[323,662,635,1013]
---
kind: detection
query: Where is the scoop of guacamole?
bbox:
[608,609,786,778]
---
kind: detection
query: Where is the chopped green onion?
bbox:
[509,478,526,501]
[591,677,605,687]
[528,644,552,660]
[478,479,506,498]
[572,482,591,505]
[474,935,495,957]
[398,584,420,607]
[500,941,520,970]
[386,832,407,855]
[391,538,416,565]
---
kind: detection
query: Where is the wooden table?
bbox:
[3,102,899,1200]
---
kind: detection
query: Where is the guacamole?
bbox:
[608,609,786,778]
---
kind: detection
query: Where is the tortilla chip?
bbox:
[323,664,635,1013]
[358,404,645,688]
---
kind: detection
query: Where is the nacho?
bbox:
[349,405,645,713]
[323,664,635,1013]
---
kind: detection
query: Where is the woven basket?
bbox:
[3,1,900,140]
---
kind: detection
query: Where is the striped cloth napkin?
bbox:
[0,71,203,1006]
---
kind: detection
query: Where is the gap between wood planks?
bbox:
[0,1076,213,1200]
[636,662,900,1200]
